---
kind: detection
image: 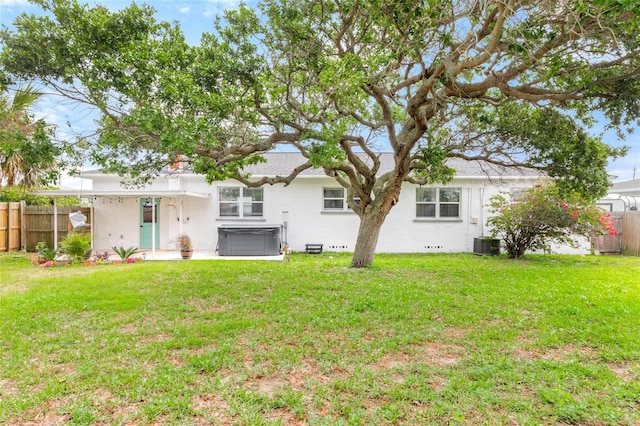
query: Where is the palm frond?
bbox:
[10,84,42,113]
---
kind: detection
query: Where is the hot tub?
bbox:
[217,225,282,256]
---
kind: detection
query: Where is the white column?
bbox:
[179,196,184,235]
[151,198,156,260]
[53,198,58,250]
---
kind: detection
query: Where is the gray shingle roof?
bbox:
[244,152,543,178]
[611,179,640,191]
[83,152,543,179]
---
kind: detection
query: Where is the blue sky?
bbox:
[1,0,639,182]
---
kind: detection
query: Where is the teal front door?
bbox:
[140,198,160,249]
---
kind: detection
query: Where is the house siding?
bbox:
[87,173,544,254]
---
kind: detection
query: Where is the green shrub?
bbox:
[112,246,139,261]
[487,184,616,258]
[58,232,92,264]
[0,185,81,206]
[35,241,57,262]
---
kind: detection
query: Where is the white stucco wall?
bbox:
[87,173,548,254]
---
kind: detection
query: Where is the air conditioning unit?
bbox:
[473,237,500,256]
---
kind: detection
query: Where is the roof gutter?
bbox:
[33,190,211,199]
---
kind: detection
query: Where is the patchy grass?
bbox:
[1,252,639,425]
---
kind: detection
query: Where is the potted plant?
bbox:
[176,234,193,259]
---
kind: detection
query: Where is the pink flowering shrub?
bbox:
[488,184,617,258]
[599,214,618,236]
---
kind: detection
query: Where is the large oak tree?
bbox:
[1,0,637,266]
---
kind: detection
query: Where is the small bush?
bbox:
[58,232,92,264]
[487,184,616,258]
[35,241,57,262]
[112,246,139,261]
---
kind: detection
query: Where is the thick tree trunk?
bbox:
[350,203,392,268]
[349,154,410,268]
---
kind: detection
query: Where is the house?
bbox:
[593,178,640,256]
[599,179,640,212]
[38,152,587,256]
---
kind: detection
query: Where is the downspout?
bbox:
[479,182,486,236]
[466,185,472,251]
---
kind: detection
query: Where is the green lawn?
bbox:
[1,252,639,425]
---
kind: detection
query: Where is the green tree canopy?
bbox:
[1,0,638,266]
[0,85,62,187]
[0,185,81,206]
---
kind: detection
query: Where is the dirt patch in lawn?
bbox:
[606,362,638,382]
[167,351,186,368]
[442,327,467,340]
[243,359,331,396]
[0,378,19,398]
[263,408,305,426]
[7,396,73,426]
[374,351,413,370]
[141,332,169,344]
[415,342,466,368]
[371,342,465,372]
[185,298,228,314]
[427,374,449,392]
[103,399,143,422]
[188,343,220,356]
[251,375,290,396]
[369,342,464,384]
[120,323,138,334]
[5,413,71,426]
[192,393,232,424]
[513,344,597,361]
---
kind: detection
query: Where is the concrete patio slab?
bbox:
[134,250,285,262]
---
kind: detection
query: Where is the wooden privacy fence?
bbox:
[591,211,640,256]
[23,206,92,252]
[0,204,91,252]
[0,202,23,252]
[621,210,640,256]
[592,212,624,255]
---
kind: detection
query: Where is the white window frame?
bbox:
[416,187,461,219]
[510,188,526,203]
[218,187,264,218]
[323,187,360,211]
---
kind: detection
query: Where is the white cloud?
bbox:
[178,5,190,14]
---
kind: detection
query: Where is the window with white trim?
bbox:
[219,187,263,218]
[510,188,526,202]
[416,187,461,218]
[323,188,360,211]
